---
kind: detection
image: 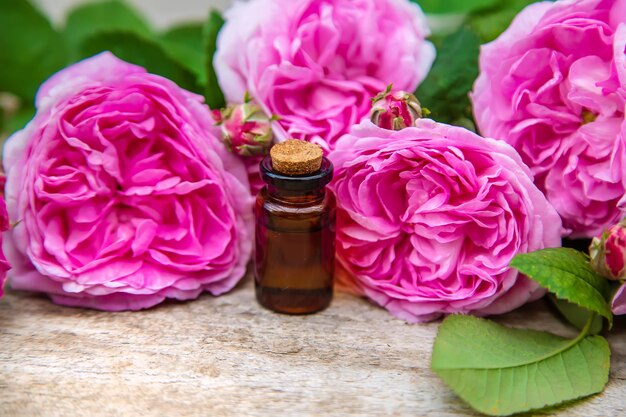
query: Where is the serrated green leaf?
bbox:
[79,31,202,93]
[432,315,610,416]
[65,0,151,59]
[0,0,68,101]
[415,27,479,124]
[414,0,500,14]
[510,248,612,326]
[550,296,603,335]
[203,10,226,109]
[160,24,205,85]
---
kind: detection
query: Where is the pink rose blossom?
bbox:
[329,119,562,323]
[214,0,435,152]
[3,52,253,311]
[472,0,626,238]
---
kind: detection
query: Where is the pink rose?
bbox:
[3,52,253,311]
[214,0,435,152]
[329,119,562,323]
[472,0,626,238]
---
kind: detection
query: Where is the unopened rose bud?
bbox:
[370,85,423,130]
[215,96,273,156]
[590,220,626,280]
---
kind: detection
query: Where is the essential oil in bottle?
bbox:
[254,139,335,314]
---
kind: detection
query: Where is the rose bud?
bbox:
[216,96,273,157]
[370,85,423,130]
[590,220,626,281]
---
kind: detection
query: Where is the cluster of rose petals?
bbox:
[472,0,626,238]
[214,0,435,152]
[244,156,265,196]
[3,52,253,311]
[329,120,562,322]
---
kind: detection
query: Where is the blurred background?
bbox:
[2,0,532,141]
[37,0,232,27]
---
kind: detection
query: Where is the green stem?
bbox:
[573,313,596,342]
[458,314,600,370]
[529,313,597,365]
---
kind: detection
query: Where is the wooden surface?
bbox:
[1,275,625,417]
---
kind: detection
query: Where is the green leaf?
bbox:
[79,31,202,94]
[468,0,540,43]
[202,10,226,109]
[414,0,500,14]
[550,296,603,335]
[415,27,479,124]
[65,0,152,59]
[0,0,68,101]
[160,24,205,84]
[510,248,613,326]
[432,315,610,416]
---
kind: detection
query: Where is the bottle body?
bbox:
[254,158,336,314]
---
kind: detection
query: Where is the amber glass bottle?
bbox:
[254,142,335,314]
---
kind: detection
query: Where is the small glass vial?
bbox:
[254,140,335,314]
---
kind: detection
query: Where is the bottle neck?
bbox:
[266,185,325,203]
[260,155,334,197]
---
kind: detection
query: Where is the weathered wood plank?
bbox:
[10,1,625,415]
[0,276,624,417]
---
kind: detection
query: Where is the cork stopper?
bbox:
[270,139,323,176]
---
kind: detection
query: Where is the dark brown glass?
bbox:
[254,156,335,314]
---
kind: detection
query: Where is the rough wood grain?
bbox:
[0,275,624,417]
